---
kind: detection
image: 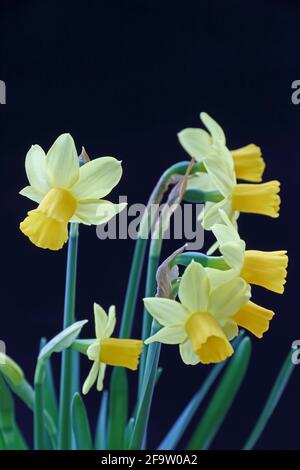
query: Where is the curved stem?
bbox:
[58,223,79,450]
[34,362,45,450]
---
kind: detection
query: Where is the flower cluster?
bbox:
[143,113,288,365]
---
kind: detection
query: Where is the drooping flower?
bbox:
[178,112,265,182]
[83,303,143,394]
[144,262,250,365]
[19,133,127,250]
[211,209,288,294]
[178,113,280,229]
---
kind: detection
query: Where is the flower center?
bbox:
[38,188,77,222]
[232,181,280,218]
[99,338,143,370]
[185,312,233,364]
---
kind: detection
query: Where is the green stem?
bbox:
[138,237,163,395]
[119,161,204,339]
[58,223,79,450]
[34,362,45,450]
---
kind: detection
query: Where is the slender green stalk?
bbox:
[243,349,295,450]
[34,362,45,450]
[95,390,108,450]
[138,237,163,395]
[119,160,204,339]
[58,223,79,450]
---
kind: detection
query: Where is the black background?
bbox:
[0,0,299,450]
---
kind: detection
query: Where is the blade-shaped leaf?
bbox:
[95,390,108,450]
[158,332,244,450]
[243,349,295,450]
[0,353,24,385]
[187,336,251,450]
[0,374,16,449]
[39,338,58,426]
[38,320,88,363]
[108,367,128,450]
[71,393,93,450]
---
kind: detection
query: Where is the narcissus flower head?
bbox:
[83,303,143,394]
[178,112,265,182]
[211,209,288,294]
[144,262,250,365]
[19,133,127,250]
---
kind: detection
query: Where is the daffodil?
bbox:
[211,209,288,294]
[20,133,126,250]
[178,112,265,182]
[178,113,280,229]
[83,303,143,394]
[144,262,250,365]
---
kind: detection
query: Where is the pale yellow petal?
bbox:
[25,144,50,194]
[72,199,126,225]
[46,133,79,188]
[179,339,200,365]
[94,303,108,339]
[177,128,211,161]
[209,277,250,319]
[144,325,186,345]
[178,262,209,313]
[82,361,99,395]
[143,298,187,326]
[200,112,226,143]
[71,157,122,200]
[96,363,107,392]
[19,186,44,204]
[105,305,116,338]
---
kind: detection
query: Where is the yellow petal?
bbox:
[232,301,274,338]
[46,133,79,188]
[96,363,107,392]
[72,199,126,225]
[20,210,68,250]
[208,276,250,319]
[71,157,122,200]
[185,312,233,364]
[100,338,143,370]
[241,250,288,294]
[232,181,280,218]
[232,144,265,182]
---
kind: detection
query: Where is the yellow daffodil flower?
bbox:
[211,209,288,294]
[144,262,250,365]
[19,133,126,250]
[178,113,280,229]
[178,112,265,182]
[83,303,143,394]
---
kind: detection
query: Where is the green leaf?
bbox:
[129,321,161,450]
[15,425,28,450]
[4,376,57,447]
[38,320,88,363]
[95,390,108,450]
[187,336,252,450]
[158,332,244,450]
[108,367,128,450]
[0,374,16,449]
[243,349,295,450]
[40,338,58,426]
[71,393,93,450]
